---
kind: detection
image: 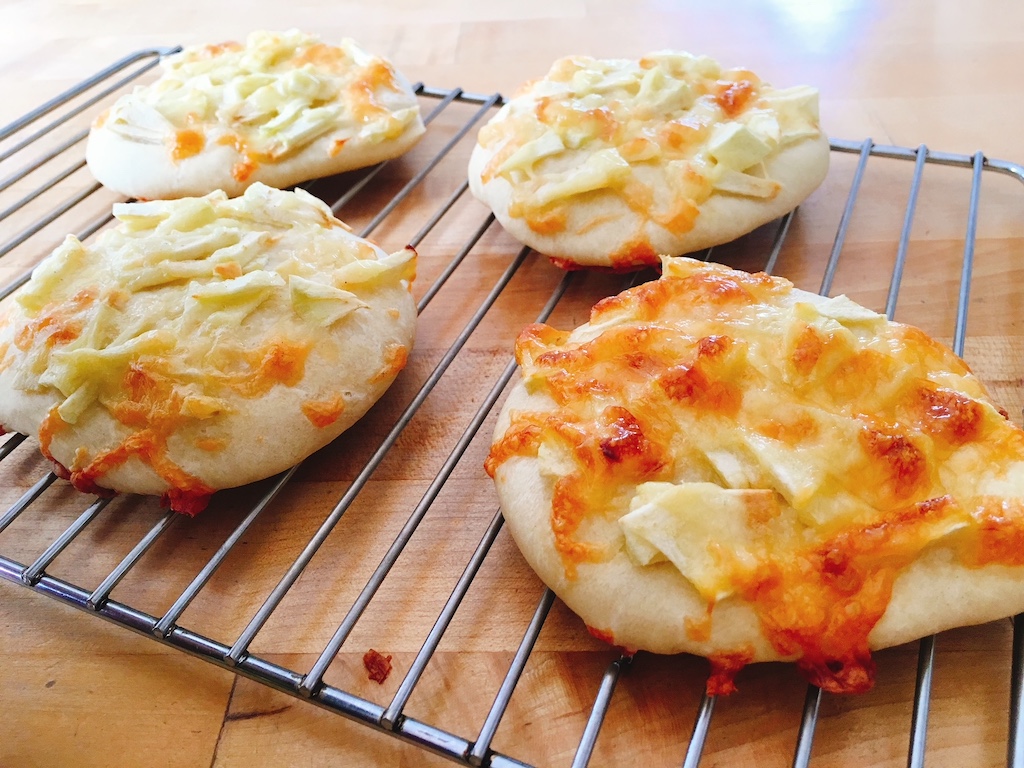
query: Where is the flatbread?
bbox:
[0,183,417,514]
[86,30,426,199]
[468,52,830,270]
[487,256,1024,694]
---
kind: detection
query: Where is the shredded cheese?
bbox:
[477,52,822,237]
[101,30,420,164]
[9,183,415,502]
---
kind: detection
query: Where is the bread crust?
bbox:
[487,256,1024,691]
[86,31,426,200]
[0,184,417,512]
[492,386,1024,662]
[468,52,830,269]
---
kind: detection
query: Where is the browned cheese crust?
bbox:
[487,256,1024,694]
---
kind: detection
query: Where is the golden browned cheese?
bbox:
[487,257,1024,693]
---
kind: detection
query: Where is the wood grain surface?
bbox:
[1,1,1023,767]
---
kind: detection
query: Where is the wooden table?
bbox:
[1,1,1023,766]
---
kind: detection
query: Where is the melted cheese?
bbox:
[301,395,346,428]
[10,183,415,498]
[477,53,822,237]
[620,482,772,600]
[487,256,1024,692]
[100,30,420,164]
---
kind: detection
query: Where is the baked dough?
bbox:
[0,183,417,514]
[468,52,830,270]
[87,30,426,199]
[487,256,1024,694]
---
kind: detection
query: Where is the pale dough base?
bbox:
[87,120,425,200]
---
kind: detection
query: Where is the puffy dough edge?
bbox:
[0,279,416,497]
[468,133,830,269]
[491,381,1024,661]
[85,74,426,199]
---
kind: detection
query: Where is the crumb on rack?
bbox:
[363,648,393,684]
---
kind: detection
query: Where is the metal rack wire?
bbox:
[1,48,1024,768]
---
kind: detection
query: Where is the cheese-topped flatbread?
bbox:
[87,30,426,199]
[487,257,1024,694]
[0,183,417,514]
[468,52,829,270]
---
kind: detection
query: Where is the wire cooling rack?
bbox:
[2,47,1024,767]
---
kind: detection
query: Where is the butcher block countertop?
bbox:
[2,1,1024,766]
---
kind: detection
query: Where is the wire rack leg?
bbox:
[468,589,556,766]
[1010,615,1024,768]
[570,655,632,768]
[907,635,936,768]
[0,473,57,535]
[380,509,506,730]
[792,685,822,768]
[681,692,716,768]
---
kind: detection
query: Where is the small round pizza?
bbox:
[87,30,426,199]
[468,52,830,270]
[487,256,1024,694]
[0,183,417,514]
